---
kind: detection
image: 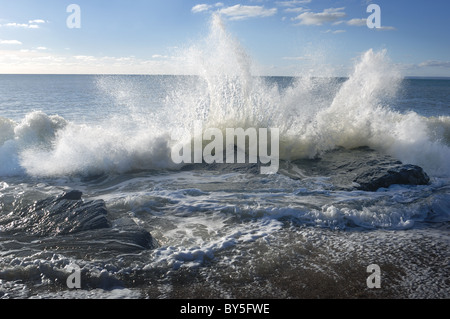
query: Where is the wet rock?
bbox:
[282,147,430,191]
[354,163,430,191]
[34,226,159,255]
[6,190,110,236]
[0,190,158,252]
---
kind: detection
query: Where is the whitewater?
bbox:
[0,15,449,299]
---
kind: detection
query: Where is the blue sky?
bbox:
[0,0,449,76]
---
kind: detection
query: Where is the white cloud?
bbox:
[0,49,194,75]
[218,5,277,20]
[192,3,277,21]
[192,4,212,13]
[276,0,312,7]
[28,19,46,24]
[152,54,169,59]
[0,40,22,45]
[36,46,48,50]
[346,18,366,26]
[345,18,395,30]
[293,7,346,25]
[282,56,311,61]
[192,3,224,14]
[284,7,307,13]
[323,29,346,34]
[2,22,39,29]
[377,26,396,31]
[418,60,450,68]
[0,19,46,29]
[73,55,96,61]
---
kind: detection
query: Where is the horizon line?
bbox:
[0,73,449,80]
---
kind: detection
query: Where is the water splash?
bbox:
[0,15,449,177]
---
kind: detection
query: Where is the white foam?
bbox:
[21,121,175,177]
[28,288,142,299]
[0,111,67,176]
[146,217,282,270]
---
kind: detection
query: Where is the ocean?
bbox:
[0,18,449,299]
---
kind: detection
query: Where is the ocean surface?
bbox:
[0,19,449,299]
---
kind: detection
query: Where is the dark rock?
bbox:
[354,164,430,191]
[10,191,110,236]
[281,147,430,191]
[0,190,158,252]
[34,226,159,256]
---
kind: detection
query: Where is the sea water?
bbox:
[0,16,449,299]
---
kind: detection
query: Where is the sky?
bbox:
[0,0,449,77]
